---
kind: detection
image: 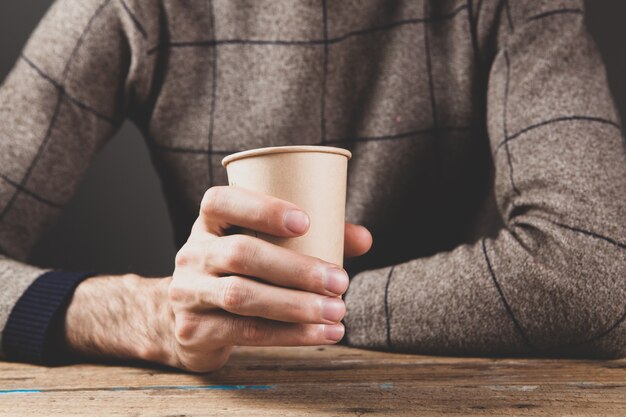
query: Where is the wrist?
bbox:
[64,274,174,365]
[140,276,175,365]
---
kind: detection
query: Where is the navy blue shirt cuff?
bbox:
[3,270,95,364]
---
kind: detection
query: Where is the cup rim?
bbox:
[221,145,352,168]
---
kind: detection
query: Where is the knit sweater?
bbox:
[1,0,625,362]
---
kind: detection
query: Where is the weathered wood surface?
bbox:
[0,345,625,416]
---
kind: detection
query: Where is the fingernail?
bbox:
[284,210,309,234]
[324,268,349,295]
[321,298,345,322]
[324,323,345,342]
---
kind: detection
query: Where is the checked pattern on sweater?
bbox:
[1,0,625,358]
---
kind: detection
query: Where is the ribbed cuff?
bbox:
[2,270,95,364]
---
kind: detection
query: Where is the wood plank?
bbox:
[1,346,625,416]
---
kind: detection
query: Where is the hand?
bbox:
[165,186,372,372]
[64,186,371,372]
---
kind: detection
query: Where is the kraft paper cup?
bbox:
[222,145,351,267]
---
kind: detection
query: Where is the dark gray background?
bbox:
[1,1,624,277]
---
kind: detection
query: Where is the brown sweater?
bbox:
[1,0,625,360]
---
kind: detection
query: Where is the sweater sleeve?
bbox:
[0,0,148,361]
[343,0,626,358]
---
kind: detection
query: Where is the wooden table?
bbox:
[1,346,625,416]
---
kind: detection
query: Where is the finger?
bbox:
[204,234,349,296]
[199,186,309,237]
[344,223,373,258]
[229,317,345,347]
[181,275,345,324]
[174,311,345,348]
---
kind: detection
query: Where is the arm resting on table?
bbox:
[343,0,626,358]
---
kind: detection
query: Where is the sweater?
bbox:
[1,0,625,362]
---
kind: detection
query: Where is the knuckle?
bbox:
[308,324,329,345]
[201,186,226,217]
[174,248,191,268]
[239,320,267,343]
[220,237,243,271]
[288,257,326,293]
[301,326,318,344]
[315,268,330,293]
[221,278,251,312]
[202,238,221,270]
[221,235,257,272]
[167,278,199,308]
[174,314,199,346]
[290,323,325,345]
[176,239,219,272]
[167,280,185,304]
[175,243,200,269]
[303,262,326,292]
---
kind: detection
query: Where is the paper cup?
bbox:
[222,146,351,267]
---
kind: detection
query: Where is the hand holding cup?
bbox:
[167,185,372,372]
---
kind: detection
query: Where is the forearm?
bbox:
[344,220,626,358]
[343,239,531,355]
[345,1,626,358]
[64,275,175,365]
[0,0,134,363]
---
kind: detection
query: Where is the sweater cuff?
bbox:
[342,266,391,349]
[2,270,95,364]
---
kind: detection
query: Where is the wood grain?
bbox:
[1,346,625,416]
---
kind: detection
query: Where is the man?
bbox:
[1,0,625,372]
